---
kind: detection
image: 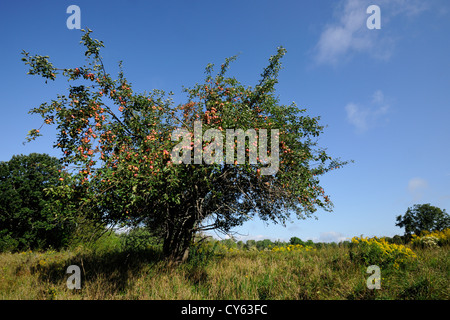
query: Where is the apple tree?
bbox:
[22,29,350,262]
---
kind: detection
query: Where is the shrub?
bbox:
[350,236,417,270]
[420,236,439,248]
[0,233,19,252]
[411,228,450,248]
[121,228,161,252]
[187,239,219,267]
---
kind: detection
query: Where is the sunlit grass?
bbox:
[0,235,448,300]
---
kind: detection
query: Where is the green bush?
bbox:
[0,232,20,252]
[121,228,161,252]
[187,239,219,267]
[350,236,417,269]
[411,228,450,248]
[90,230,123,253]
[0,153,76,252]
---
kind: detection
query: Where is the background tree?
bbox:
[289,236,305,246]
[22,29,350,262]
[0,153,74,251]
[256,239,273,250]
[221,238,237,249]
[396,203,450,237]
[245,240,257,250]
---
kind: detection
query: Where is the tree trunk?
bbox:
[163,214,196,263]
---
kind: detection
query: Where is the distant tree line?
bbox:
[214,235,413,251]
[1,153,449,252]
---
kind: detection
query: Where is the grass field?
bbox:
[0,232,448,300]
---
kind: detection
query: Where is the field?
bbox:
[0,232,448,300]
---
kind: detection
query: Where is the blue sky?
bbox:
[1,0,449,243]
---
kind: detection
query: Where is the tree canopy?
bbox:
[396,203,450,237]
[0,153,74,251]
[22,29,350,261]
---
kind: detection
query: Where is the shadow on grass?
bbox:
[29,247,165,297]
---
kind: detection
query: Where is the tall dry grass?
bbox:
[0,241,448,300]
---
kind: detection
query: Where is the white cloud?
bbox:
[313,0,428,66]
[345,103,369,132]
[408,177,429,201]
[315,0,373,65]
[408,177,428,192]
[317,231,348,243]
[345,90,390,132]
[233,234,285,242]
[372,89,384,104]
